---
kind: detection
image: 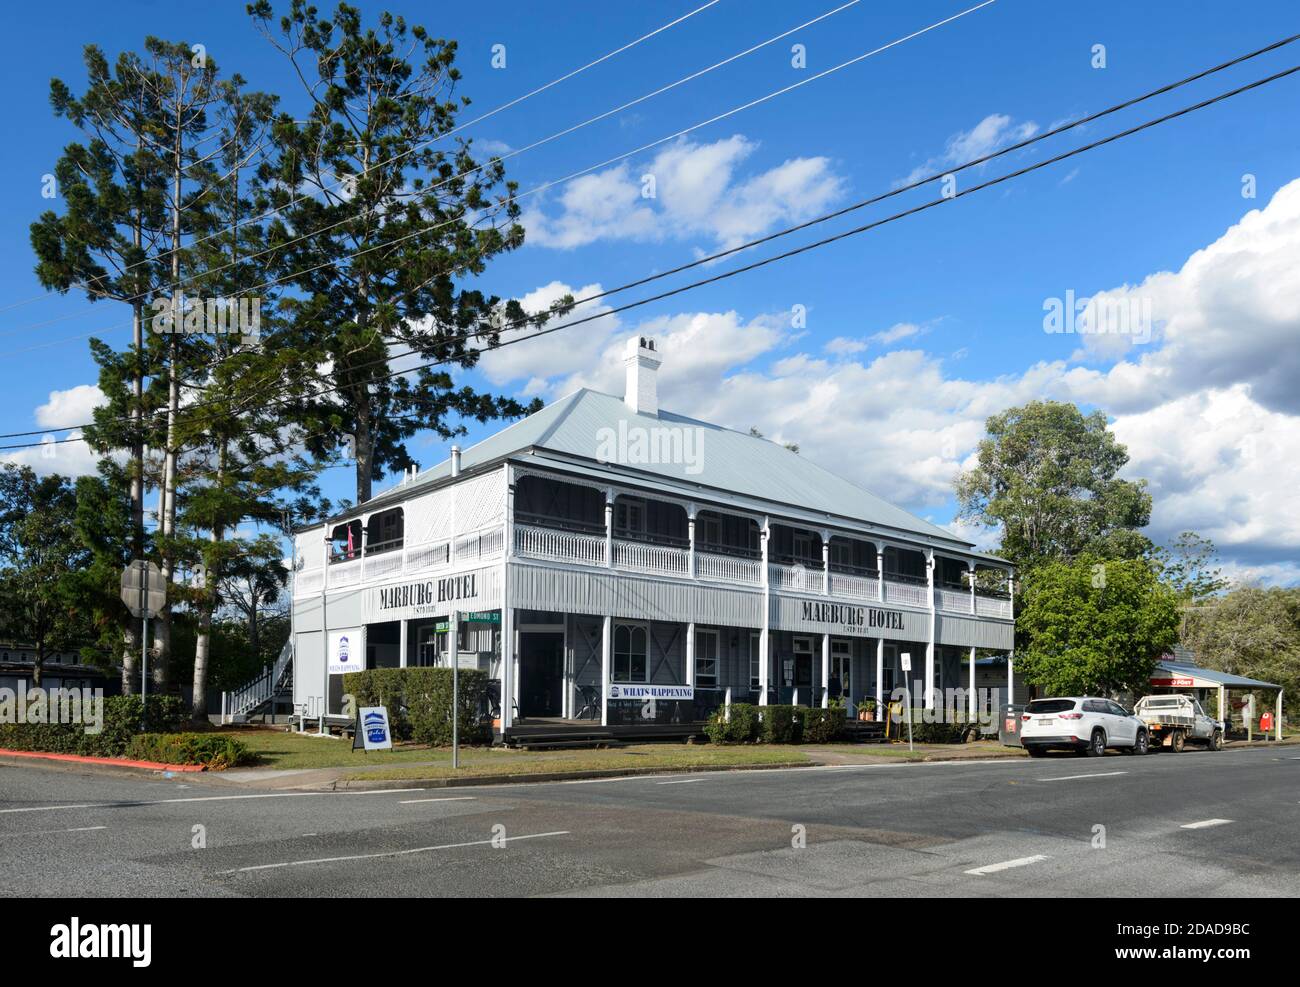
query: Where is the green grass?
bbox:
[218,728,809,780]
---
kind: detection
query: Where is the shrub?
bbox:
[760,705,803,744]
[0,695,188,759]
[704,702,760,744]
[343,667,491,746]
[125,733,252,770]
[895,708,971,744]
[803,706,846,744]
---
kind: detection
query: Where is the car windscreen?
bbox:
[1027,699,1078,714]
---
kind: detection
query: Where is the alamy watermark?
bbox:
[595,420,704,475]
[0,684,104,734]
[1043,289,1152,343]
[150,294,261,339]
[889,683,1001,732]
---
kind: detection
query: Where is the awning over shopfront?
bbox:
[1150,660,1283,740]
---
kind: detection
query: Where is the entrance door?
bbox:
[793,637,814,705]
[519,632,564,718]
[830,639,851,701]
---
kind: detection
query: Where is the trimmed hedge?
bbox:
[125,733,252,770]
[342,667,491,746]
[705,703,847,745]
[761,704,804,744]
[802,706,847,744]
[705,702,760,744]
[0,695,187,758]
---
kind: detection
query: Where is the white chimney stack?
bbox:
[450,445,462,477]
[624,335,662,417]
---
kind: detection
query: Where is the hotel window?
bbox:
[749,633,762,690]
[695,629,719,688]
[614,497,646,538]
[613,623,649,682]
[792,531,814,564]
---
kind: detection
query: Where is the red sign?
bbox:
[1151,677,1195,687]
[1261,710,1274,732]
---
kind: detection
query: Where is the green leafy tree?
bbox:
[1182,586,1300,718]
[250,0,561,503]
[955,401,1153,569]
[1016,555,1180,697]
[0,466,94,686]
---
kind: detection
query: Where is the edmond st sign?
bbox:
[801,600,906,633]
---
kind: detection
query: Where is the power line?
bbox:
[0,0,994,358]
[0,0,722,321]
[5,58,1294,455]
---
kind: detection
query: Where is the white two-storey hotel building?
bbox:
[290,337,1016,741]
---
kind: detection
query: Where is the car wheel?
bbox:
[1134,730,1149,755]
[1171,729,1186,753]
[1210,729,1223,751]
[1087,729,1106,756]
[1026,746,1045,758]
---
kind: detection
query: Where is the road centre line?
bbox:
[964,854,1050,876]
[220,830,571,873]
[656,778,704,785]
[1037,771,1128,782]
[1,825,107,837]
[1180,818,1233,829]
[400,797,478,804]
[0,788,427,814]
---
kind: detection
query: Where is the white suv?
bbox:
[1020,697,1150,757]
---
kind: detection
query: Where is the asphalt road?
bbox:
[1,745,1297,897]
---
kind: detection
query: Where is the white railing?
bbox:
[976,594,1013,619]
[295,567,323,596]
[613,538,690,577]
[883,577,929,608]
[936,587,974,613]
[222,640,292,723]
[696,550,762,586]
[329,557,362,587]
[456,525,505,563]
[769,562,824,593]
[363,548,404,581]
[514,524,607,566]
[404,540,451,573]
[829,571,880,601]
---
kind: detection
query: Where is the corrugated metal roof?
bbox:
[401,388,976,548]
[1154,660,1280,690]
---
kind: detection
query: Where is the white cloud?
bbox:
[900,113,1039,185]
[2,384,108,478]
[487,179,1300,583]
[522,135,845,251]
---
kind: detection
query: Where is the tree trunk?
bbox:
[354,386,373,504]
[122,621,138,695]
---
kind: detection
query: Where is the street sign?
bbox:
[900,652,912,672]
[120,560,166,619]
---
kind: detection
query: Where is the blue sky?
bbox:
[3,0,1299,582]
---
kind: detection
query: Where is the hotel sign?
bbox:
[363,567,500,622]
[800,600,906,633]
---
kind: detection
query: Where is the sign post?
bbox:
[120,561,165,729]
[450,609,460,770]
[901,651,914,753]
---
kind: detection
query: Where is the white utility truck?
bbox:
[1134,694,1224,752]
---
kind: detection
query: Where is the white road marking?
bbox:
[0,788,426,815]
[1,825,107,838]
[1180,818,1233,829]
[1037,771,1128,782]
[964,854,1050,876]
[656,778,704,785]
[220,830,570,873]
[399,797,478,804]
